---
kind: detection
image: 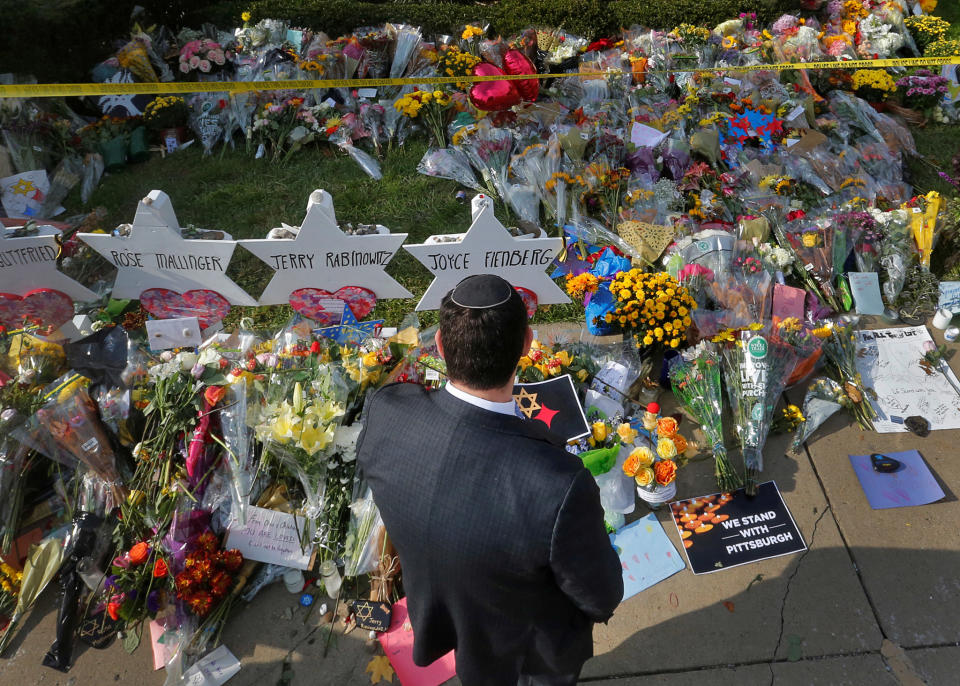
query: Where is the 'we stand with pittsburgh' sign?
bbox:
[671,481,806,575]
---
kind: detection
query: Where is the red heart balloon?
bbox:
[469,63,522,111]
[0,289,74,332]
[139,288,231,330]
[289,286,377,324]
[502,49,539,103]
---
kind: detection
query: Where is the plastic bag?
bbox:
[334,131,382,180]
[416,147,481,190]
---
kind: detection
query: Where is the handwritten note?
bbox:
[855,326,960,433]
[848,272,885,315]
[849,450,944,509]
[181,645,242,686]
[226,506,314,570]
[939,281,960,313]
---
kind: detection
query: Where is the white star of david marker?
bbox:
[404,194,569,312]
[239,189,412,305]
[78,190,256,305]
[0,225,97,301]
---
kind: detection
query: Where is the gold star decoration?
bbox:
[366,655,394,684]
[11,178,36,196]
[513,388,541,418]
[354,601,374,622]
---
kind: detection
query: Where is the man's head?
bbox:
[436,274,531,390]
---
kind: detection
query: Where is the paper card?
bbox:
[181,645,242,686]
[848,450,944,509]
[285,29,303,48]
[512,374,591,442]
[378,598,456,686]
[590,360,631,397]
[149,619,180,670]
[671,482,806,575]
[847,272,885,315]
[938,281,960,313]
[226,505,315,570]
[629,122,669,149]
[357,87,378,99]
[772,284,806,321]
[610,514,685,600]
[723,77,741,87]
[1,170,50,219]
[855,326,960,433]
[146,316,202,351]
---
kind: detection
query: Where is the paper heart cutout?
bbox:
[514,286,538,318]
[139,288,231,329]
[470,63,522,111]
[0,288,74,331]
[502,49,539,103]
[289,286,377,325]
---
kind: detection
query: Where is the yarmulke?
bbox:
[449,274,514,309]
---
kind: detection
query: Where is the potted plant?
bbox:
[143,96,189,152]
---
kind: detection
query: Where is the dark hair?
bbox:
[438,287,528,389]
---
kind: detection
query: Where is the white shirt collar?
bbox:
[444,381,519,417]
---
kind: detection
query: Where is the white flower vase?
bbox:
[637,481,677,510]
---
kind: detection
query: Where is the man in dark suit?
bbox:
[357,274,623,685]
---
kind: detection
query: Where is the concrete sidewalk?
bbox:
[1,326,958,685]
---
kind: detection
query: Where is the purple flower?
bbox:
[104,575,118,591]
[147,590,162,614]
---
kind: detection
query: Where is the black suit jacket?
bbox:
[356,383,623,685]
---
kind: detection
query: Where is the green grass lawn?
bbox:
[62,140,583,330]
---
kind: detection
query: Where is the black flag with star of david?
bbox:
[512,374,591,443]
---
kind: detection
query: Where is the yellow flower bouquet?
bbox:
[604,269,697,351]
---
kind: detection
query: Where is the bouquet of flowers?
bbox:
[517,339,596,384]
[252,97,339,162]
[142,96,188,131]
[790,377,846,452]
[812,320,876,430]
[602,269,697,350]
[436,45,481,89]
[775,215,843,312]
[0,561,21,621]
[456,122,515,202]
[670,345,739,490]
[179,39,232,77]
[104,539,173,628]
[720,324,801,494]
[622,442,679,508]
[393,88,455,148]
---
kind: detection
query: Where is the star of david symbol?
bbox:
[12,178,36,196]
[513,388,541,419]
[354,602,374,622]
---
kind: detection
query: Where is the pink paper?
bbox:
[773,284,805,321]
[149,619,180,670]
[378,598,457,686]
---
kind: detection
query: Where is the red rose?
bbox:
[107,601,122,621]
[153,558,168,579]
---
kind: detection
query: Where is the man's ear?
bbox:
[435,329,445,360]
[523,326,534,355]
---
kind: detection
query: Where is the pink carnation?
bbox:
[198,59,211,73]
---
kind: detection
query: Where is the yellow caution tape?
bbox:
[1,56,958,99]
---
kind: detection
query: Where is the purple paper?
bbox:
[848,450,944,509]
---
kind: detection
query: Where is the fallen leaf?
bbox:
[366,655,394,684]
[723,601,735,613]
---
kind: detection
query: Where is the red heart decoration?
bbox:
[514,286,538,318]
[289,286,377,324]
[139,288,231,330]
[0,289,74,332]
[502,49,539,103]
[469,63,522,111]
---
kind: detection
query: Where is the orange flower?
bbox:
[672,434,688,454]
[153,558,169,578]
[204,385,227,406]
[657,417,678,438]
[128,542,150,566]
[654,459,677,486]
[107,600,122,621]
